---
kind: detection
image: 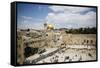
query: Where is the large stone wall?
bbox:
[24,34,96,48]
[62,34,96,45]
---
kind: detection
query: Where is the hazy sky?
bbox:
[17,3,97,29]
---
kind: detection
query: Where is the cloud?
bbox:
[46,6,96,29]
[18,16,44,29]
[49,6,93,13]
[18,20,44,29]
[21,16,33,20]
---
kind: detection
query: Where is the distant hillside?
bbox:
[55,27,97,34]
[64,27,97,34]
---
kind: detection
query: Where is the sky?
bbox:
[17,3,97,29]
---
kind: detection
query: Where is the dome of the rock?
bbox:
[47,24,54,30]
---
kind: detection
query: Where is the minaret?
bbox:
[44,23,47,31]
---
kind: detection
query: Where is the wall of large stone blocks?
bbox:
[62,34,96,45]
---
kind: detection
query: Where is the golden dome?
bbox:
[47,24,54,30]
